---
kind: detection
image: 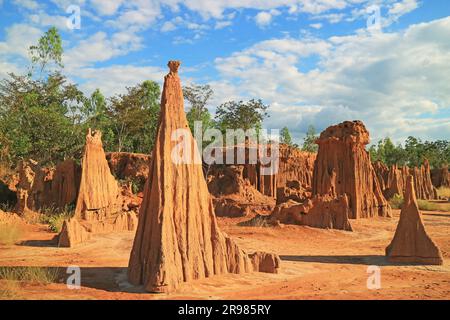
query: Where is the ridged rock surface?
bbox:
[431,166,450,189]
[386,176,443,265]
[277,145,315,191]
[312,121,391,219]
[58,218,91,248]
[75,129,122,221]
[269,194,353,231]
[128,61,279,293]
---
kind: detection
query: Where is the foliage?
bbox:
[29,26,63,78]
[389,193,404,209]
[215,99,269,136]
[302,125,318,153]
[369,136,450,169]
[183,84,214,134]
[437,187,450,199]
[40,205,74,233]
[108,80,161,153]
[280,126,293,146]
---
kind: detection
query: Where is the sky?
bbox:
[0,0,449,145]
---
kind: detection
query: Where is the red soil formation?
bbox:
[75,129,122,221]
[373,160,439,200]
[431,166,450,189]
[50,159,81,209]
[15,160,53,214]
[208,165,275,217]
[269,194,353,231]
[106,152,151,187]
[386,176,443,265]
[127,61,279,293]
[277,144,315,191]
[313,121,391,219]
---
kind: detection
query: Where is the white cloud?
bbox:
[255,11,273,27]
[310,22,323,29]
[64,31,143,70]
[213,17,450,143]
[73,64,165,96]
[13,0,40,10]
[90,0,125,15]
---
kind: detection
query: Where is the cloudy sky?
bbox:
[0,0,449,145]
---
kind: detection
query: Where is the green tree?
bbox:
[183,84,214,134]
[215,99,269,131]
[29,26,63,78]
[108,80,160,153]
[302,125,318,153]
[280,126,293,146]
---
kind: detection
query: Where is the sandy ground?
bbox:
[0,205,449,300]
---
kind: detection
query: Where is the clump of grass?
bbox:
[417,200,439,211]
[389,193,404,209]
[0,224,24,245]
[0,203,15,213]
[437,187,450,199]
[417,200,450,212]
[39,205,74,233]
[238,215,271,228]
[0,266,60,284]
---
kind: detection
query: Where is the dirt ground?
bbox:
[0,204,449,300]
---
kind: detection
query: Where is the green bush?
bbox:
[39,205,74,233]
[389,193,404,209]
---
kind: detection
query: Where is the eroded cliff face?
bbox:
[312,120,391,219]
[127,61,279,293]
[75,129,122,221]
[373,160,439,200]
[431,166,450,189]
[386,175,443,265]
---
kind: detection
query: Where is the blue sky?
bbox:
[0,0,449,145]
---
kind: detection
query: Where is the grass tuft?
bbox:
[39,205,74,233]
[0,266,60,284]
[437,187,450,199]
[389,193,404,209]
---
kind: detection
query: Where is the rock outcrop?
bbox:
[386,176,443,265]
[268,194,353,231]
[313,121,391,219]
[75,129,122,221]
[128,61,279,293]
[374,160,439,200]
[50,159,81,209]
[106,152,151,191]
[276,180,311,205]
[277,145,315,191]
[410,160,438,200]
[15,160,53,214]
[431,166,450,189]
[58,218,91,247]
[208,165,275,217]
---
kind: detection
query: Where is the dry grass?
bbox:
[389,194,404,209]
[417,200,450,212]
[39,206,74,233]
[0,223,24,245]
[0,266,60,284]
[437,187,450,199]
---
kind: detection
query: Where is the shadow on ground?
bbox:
[0,266,146,293]
[280,255,425,266]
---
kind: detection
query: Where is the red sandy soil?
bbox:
[0,205,449,300]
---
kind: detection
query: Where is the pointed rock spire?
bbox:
[386,175,443,265]
[127,61,279,293]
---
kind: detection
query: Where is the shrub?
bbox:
[389,193,404,209]
[40,205,74,233]
[437,187,450,199]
